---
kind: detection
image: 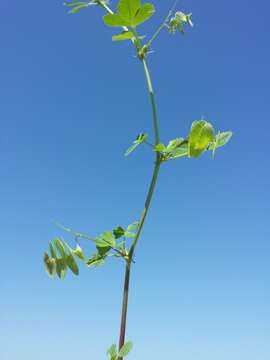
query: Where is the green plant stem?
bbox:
[96,3,162,356]
[118,59,161,357]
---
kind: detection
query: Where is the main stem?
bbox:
[118,58,162,356]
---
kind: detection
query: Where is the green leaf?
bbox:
[103,14,131,27]
[126,221,139,232]
[66,253,79,275]
[134,3,155,26]
[65,1,88,6]
[118,341,133,357]
[169,142,188,158]
[68,4,89,13]
[118,0,141,25]
[95,231,116,248]
[107,344,118,358]
[112,31,135,41]
[65,1,99,13]
[188,120,215,158]
[55,258,67,279]
[208,131,233,150]
[154,143,166,152]
[87,253,105,267]
[97,245,111,256]
[125,133,148,156]
[43,252,56,277]
[113,226,126,239]
[49,241,57,259]
[55,238,67,260]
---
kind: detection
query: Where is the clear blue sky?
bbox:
[1,0,269,359]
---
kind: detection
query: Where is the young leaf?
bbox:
[95,231,116,248]
[118,341,133,357]
[112,31,135,41]
[188,120,215,158]
[66,253,79,275]
[44,252,56,277]
[125,133,148,156]
[208,131,233,150]
[65,0,99,14]
[154,143,167,152]
[134,3,155,26]
[87,253,105,267]
[97,245,111,256]
[126,221,139,232]
[107,344,118,358]
[113,226,126,239]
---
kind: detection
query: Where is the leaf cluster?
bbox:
[43,222,139,278]
[107,341,133,360]
[124,120,232,161]
[155,120,232,161]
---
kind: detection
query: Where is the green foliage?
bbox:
[154,121,232,161]
[155,138,188,161]
[112,31,135,41]
[113,226,126,239]
[107,344,118,360]
[43,3,232,359]
[65,1,100,14]
[95,231,116,248]
[56,258,67,279]
[106,341,133,359]
[188,120,215,158]
[118,341,133,357]
[125,133,148,156]
[86,253,105,267]
[208,131,233,152]
[103,0,155,28]
[169,11,193,34]
[66,253,79,275]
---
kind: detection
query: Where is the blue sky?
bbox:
[1,0,270,359]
